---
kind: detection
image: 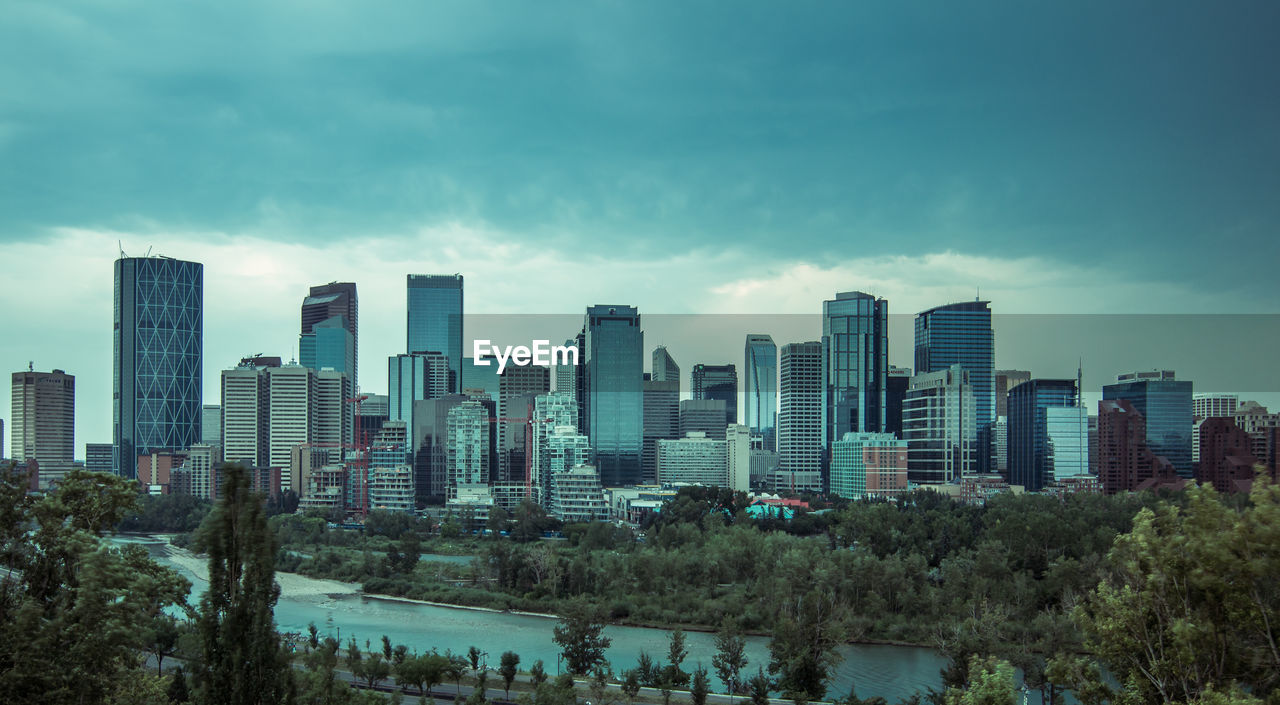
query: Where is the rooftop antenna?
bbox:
[29,361,34,372]
[976,286,981,301]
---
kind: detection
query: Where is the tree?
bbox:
[636,652,659,687]
[713,621,749,696]
[500,651,521,699]
[589,665,615,705]
[353,652,391,690]
[192,464,295,705]
[168,667,191,703]
[691,665,711,705]
[1072,477,1280,703]
[665,628,690,687]
[469,645,485,671]
[383,635,395,661]
[748,668,772,705]
[0,468,190,705]
[768,589,848,704]
[147,614,184,676]
[444,652,469,695]
[530,659,548,686]
[620,670,642,705]
[552,602,613,675]
[942,656,1015,705]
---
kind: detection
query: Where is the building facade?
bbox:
[914,301,994,471]
[1096,399,1176,494]
[822,291,888,441]
[582,305,644,487]
[114,255,203,479]
[829,431,908,500]
[11,368,75,487]
[406,274,463,393]
[777,341,823,493]
[744,335,778,452]
[642,379,679,484]
[902,365,976,485]
[1103,371,1193,476]
[1008,379,1088,492]
[691,363,738,425]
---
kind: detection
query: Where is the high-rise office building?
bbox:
[11,368,75,487]
[267,365,315,487]
[582,305,644,487]
[86,442,114,473]
[744,335,778,452]
[1193,393,1239,420]
[462,356,502,399]
[995,370,1031,417]
[201,404,222,447]
[407,274,463,393]
[778,341,823,493]
[885,366,912,439]
[830,432,908,500]
[679,399,728,440]
[220,357,278,468]
[114,254,203,479]
[300,282,358,394]
[915,301,994,471]
[389,351,451,443]
[498,365,550,482]
[1197,417,1267,493]
[691,364,738,425]
[903,365,977,485]
[411,394,471,501]
[652,346,680,384]
[642,378,679,484]
[1096,399,1176,494]
[822,292,888,445]
[1103,371,1193,476]
[1009,379,1088,492]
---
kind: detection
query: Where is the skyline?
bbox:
[3,2,1280,454]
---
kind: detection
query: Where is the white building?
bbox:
[777,341,823,494]
[549,464,608,523]
[446,400,490,498]
[369,465,415,513]
[657,430,747,491]
[903,364,976,485]
[536,425,592,503]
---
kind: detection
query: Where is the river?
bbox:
[120,535,951,703]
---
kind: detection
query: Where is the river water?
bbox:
[121,535,949,702]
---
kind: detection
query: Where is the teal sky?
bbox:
[1,1,1278,451]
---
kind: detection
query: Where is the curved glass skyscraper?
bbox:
[744,334,778,451]
[114,255,203,479]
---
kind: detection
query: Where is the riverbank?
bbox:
[161,542,360,599]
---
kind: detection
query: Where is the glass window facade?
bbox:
[114,256,203,479]
[822,292,888,444]
[1008,379,1086,491]
[691,363,738,425]
[407,274,463,393]
[914,301,995,471]
[1103,377,1193,476]
[744,334,778,452]
[583,305,644,487]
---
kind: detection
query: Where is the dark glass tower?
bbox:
[914,301,994,470]
[691,363,738,425]
[407,274,463,393]
[1008,379,1086,492]
[1103,371,1193,477]
[583,305,644,487]
[822,292,888,442]
[744,335,778,451]
[652,346,680,383]
[300,282,357,391]
[114,255,203,479]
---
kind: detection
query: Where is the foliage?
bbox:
[768,589,849,703]
[942,656,1015,705]
[691,664,711,705]
[191,464,295,704]
[713,620,749,695]
[552,601,612,675]
[499,650,521,698]
[0,468,191,705]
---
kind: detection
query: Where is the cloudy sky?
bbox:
[2,1,1278,455]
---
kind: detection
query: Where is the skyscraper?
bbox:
[201,404,222,447]
[220,357,278,468]
[744,335,778,451]
[583,305,644,487]
[778,341,824,494]
[407,274,463,393]
[11,368,75,487]
[446,400,491,497]
[1096,399,1176,494]
[822,291,888,445]
[691,363,738,425]
[652,346,680,383]
[884,365,912,439]
[300,282,358,392]
[679,399,728,440]
[915,301,994,470]
[995,370,1032,417]
[1103,370,1193,477]
[114,254,203,479]
[498,364,550,482]
[642,378,679,484]
[903,365,977,485]
[389,351,451,440]
[1008,379,1088,492]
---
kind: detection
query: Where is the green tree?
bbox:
[192,464,295,705]
[713,621,749,696]
[469,645,484,671]
[552,602,613,675]
[767,589,847,704]
[748,668,771,705]
[444,651,469,695]
[665,628,690,687]
[691,665,711,705]
[530,659,548,686]
[499,651,521,699]
[1073,477,1280,703]
[147,614,184,676]
[355,653,392,690]
[942,655,1015,705]
[620,670,641,705]
[168,667,191,703]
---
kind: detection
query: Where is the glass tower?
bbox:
[583,305,644,487]
[914,301,994,470]
[691,363,738,425]
[407,274,463,393]
[822,291,889,441]
[744,334,778,451]
[114,255,203,479]
[1008,379,1087,491]
[300,282,357,392]
[1103,371,1193,476]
